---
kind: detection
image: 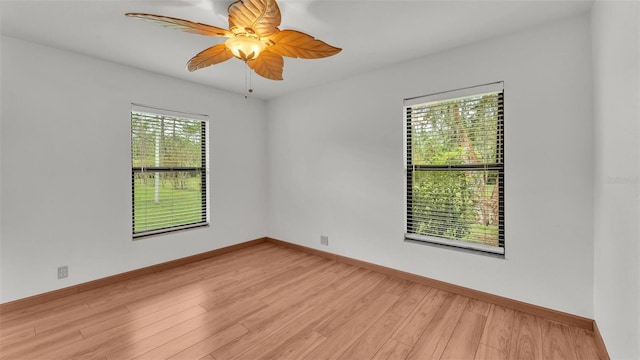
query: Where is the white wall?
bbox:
[0,17,3,302]
[592,1,640,359]
[0,36,268,303]
[267,14,595,317]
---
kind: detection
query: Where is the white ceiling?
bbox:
[0,0,593,99]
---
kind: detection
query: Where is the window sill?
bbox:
[404,234,505,258]
[133,222,210,240]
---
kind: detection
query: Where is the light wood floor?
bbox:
[0,243,604,360]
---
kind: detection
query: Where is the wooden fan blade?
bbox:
[228,0,281,38]
[247,49,283,80]
[187,44,233,72]
[125,13,231,37]
[268,30,341,59]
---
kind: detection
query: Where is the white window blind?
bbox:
[404,83,504,255]
[131,105,209,238]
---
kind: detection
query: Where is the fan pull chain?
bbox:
[244,65,254,100]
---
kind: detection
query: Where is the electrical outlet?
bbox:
[57,266,68,279]
[320,235,329,246]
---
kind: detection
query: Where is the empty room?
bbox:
[0,0,638,359]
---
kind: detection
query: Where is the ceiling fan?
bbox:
[126,0,341,81]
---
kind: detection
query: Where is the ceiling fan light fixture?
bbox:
[126,0,342,81]
[225,35,266,61]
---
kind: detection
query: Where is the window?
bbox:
[404,82,504,255]
[131,104,209,238]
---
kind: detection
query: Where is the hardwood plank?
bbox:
[199,257,325,312]
[259,330,327,360]
[220,256,332,309]
[35,305,130,334]
[238,260,344,331]
[211,267,373,359]
[41,305,209,360]
[371,339,413,360]
[509,312,544,360]
[305,292,400,359]
[478,304,516,355]
[337,311,404,360]
[80,298,205,338]
[137,323,248,360]
[387,283,431,317]
[0,294,95,325]
[122,264,259,316]
[233,306,335,360]
[244,266,368,360]
[314,275,396,336]
[144,293,267,359]
[475,344,509,360]
[0,326,35,348]
[0,327,84,360]
[0,286,79,314]
[466,297,492,316]
[85,272,201,311]
[542,320,578,360]
[0,302,91,333]
[105,310,241,360]
[385,278,414,297]
[573,328,604,360]
[440,310,487,360]
[405,293,470,360]
[208,292,338,359]
[322,269,386,310]
[391,288,448,347]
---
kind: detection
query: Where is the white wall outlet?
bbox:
[57,266,68,279]
[320,235,329,246]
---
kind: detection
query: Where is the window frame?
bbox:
[403,82,505,256]
[131,104,210,239]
